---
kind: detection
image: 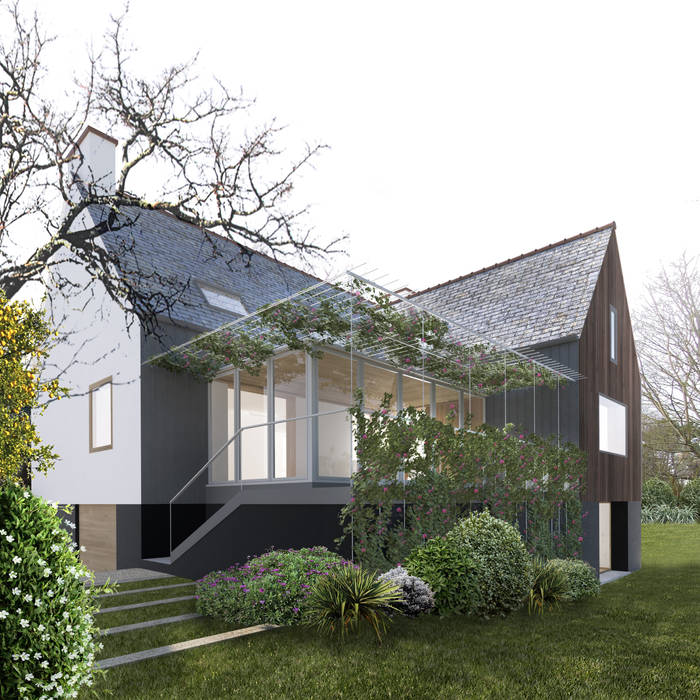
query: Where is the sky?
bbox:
[15,0,700,309]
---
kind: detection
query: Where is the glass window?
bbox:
[363,363,398,413]
[210,374,235,481]
[610,305,618,363]
[318,352,357,478]
[89,378,112,451]
[599,394,626,456]
[435,384,459,426]
[240,367,268,479]
[402,375,431,412]
[463,393,485,428]
[274,352,307,479]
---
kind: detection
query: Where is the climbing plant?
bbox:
[338,393,587,571]
[150,280,561,395]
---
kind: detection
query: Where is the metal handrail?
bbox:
[168,406,352,554]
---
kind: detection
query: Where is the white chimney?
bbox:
[71,125,118,196]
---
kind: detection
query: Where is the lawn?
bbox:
[87,525,700,699]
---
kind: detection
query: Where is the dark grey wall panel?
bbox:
[581,500,599,574]
[485,341,580,446]
[116,504,143,568]
[141,324,209,506]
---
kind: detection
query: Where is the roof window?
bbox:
[198,283,247,315]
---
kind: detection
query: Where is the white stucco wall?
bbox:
[33,247,142,505]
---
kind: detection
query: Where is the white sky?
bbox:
[19,0,700,308]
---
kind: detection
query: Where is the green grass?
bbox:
[96,583,196,609]
[95,599,198,630]
[98,576,192,593]
[97,616,239,661]
[87,525,700,699]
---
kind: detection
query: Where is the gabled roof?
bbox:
[93,205,320,331]
[409,223,615,349]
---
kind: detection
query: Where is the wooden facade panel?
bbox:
[79,504,117,572]
[579,233,642,502]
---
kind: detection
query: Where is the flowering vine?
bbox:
[150,280,562,395]
[338,393,587,571]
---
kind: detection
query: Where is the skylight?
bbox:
[198,284,247,315]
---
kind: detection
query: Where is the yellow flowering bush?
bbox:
[0,292,66,483]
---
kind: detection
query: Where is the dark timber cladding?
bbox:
[579,231,641,502]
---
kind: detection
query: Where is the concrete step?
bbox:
[96,624,280,669]
[96,595,194,614]
[98,582,194,598]
[100,613,204,636]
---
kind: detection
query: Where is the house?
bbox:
[32,127,641,579]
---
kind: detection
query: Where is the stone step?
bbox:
[96,595,194,614]
[96,624,280,669]
[98,582,194,598]
[100,613,204,636]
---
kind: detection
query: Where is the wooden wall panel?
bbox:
[579,232,642,502]
[79,504,117,572]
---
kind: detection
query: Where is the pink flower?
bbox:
[577,536,583,542]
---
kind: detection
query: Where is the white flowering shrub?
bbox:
[0,482,105,698]
[378,567,435,617]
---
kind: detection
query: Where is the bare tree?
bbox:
[642,411,698,490]
[0,2,342,335]
[635,253,700,460]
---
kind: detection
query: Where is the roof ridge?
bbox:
[408,222,616,299]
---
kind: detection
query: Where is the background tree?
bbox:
[0,2,342,336]
[642,411,699,494]
[0,291,65,484]
[635,253,700,466]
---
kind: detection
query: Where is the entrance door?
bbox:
[599,502,611,572]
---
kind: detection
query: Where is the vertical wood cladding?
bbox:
[579,232,641,502]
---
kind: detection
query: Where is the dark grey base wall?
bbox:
[143,504,349,580]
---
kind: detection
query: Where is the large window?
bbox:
[210,374,235,481]
[89,377,112,452]
[402,375,431,413]
[274,352,307,479]
[599,394,626,456]
[240,368,268,479]
[317,353,357,477]
[363,363,398,414]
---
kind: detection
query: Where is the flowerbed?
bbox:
[195,546,352,626]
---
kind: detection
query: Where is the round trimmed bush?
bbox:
[679,479,700,519]
[404,534,482,616]
[405,511,531,618]
[642,478,675,507]
[445,511,532,617]
[196,546,349,626]
[548,558,600,600]
[0,482,103,698]
[377,567,435,616]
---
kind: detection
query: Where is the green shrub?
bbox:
[446,511,532,617]
[641,504,697,524]
[548,558,600,600]
[195,546,348,626]
[0,482,105,698]
[528,559,569,615]
[679,479,700,519]
[404,535,482,616]
[306,565,402,643]
[642,478,676,507]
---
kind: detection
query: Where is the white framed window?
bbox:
[610,305,618,363]
[198,283,247,315]
[599,393,626,456]
[89,377,113,452]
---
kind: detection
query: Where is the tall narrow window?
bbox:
[610,305,618,363]
[89,377,112,452]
